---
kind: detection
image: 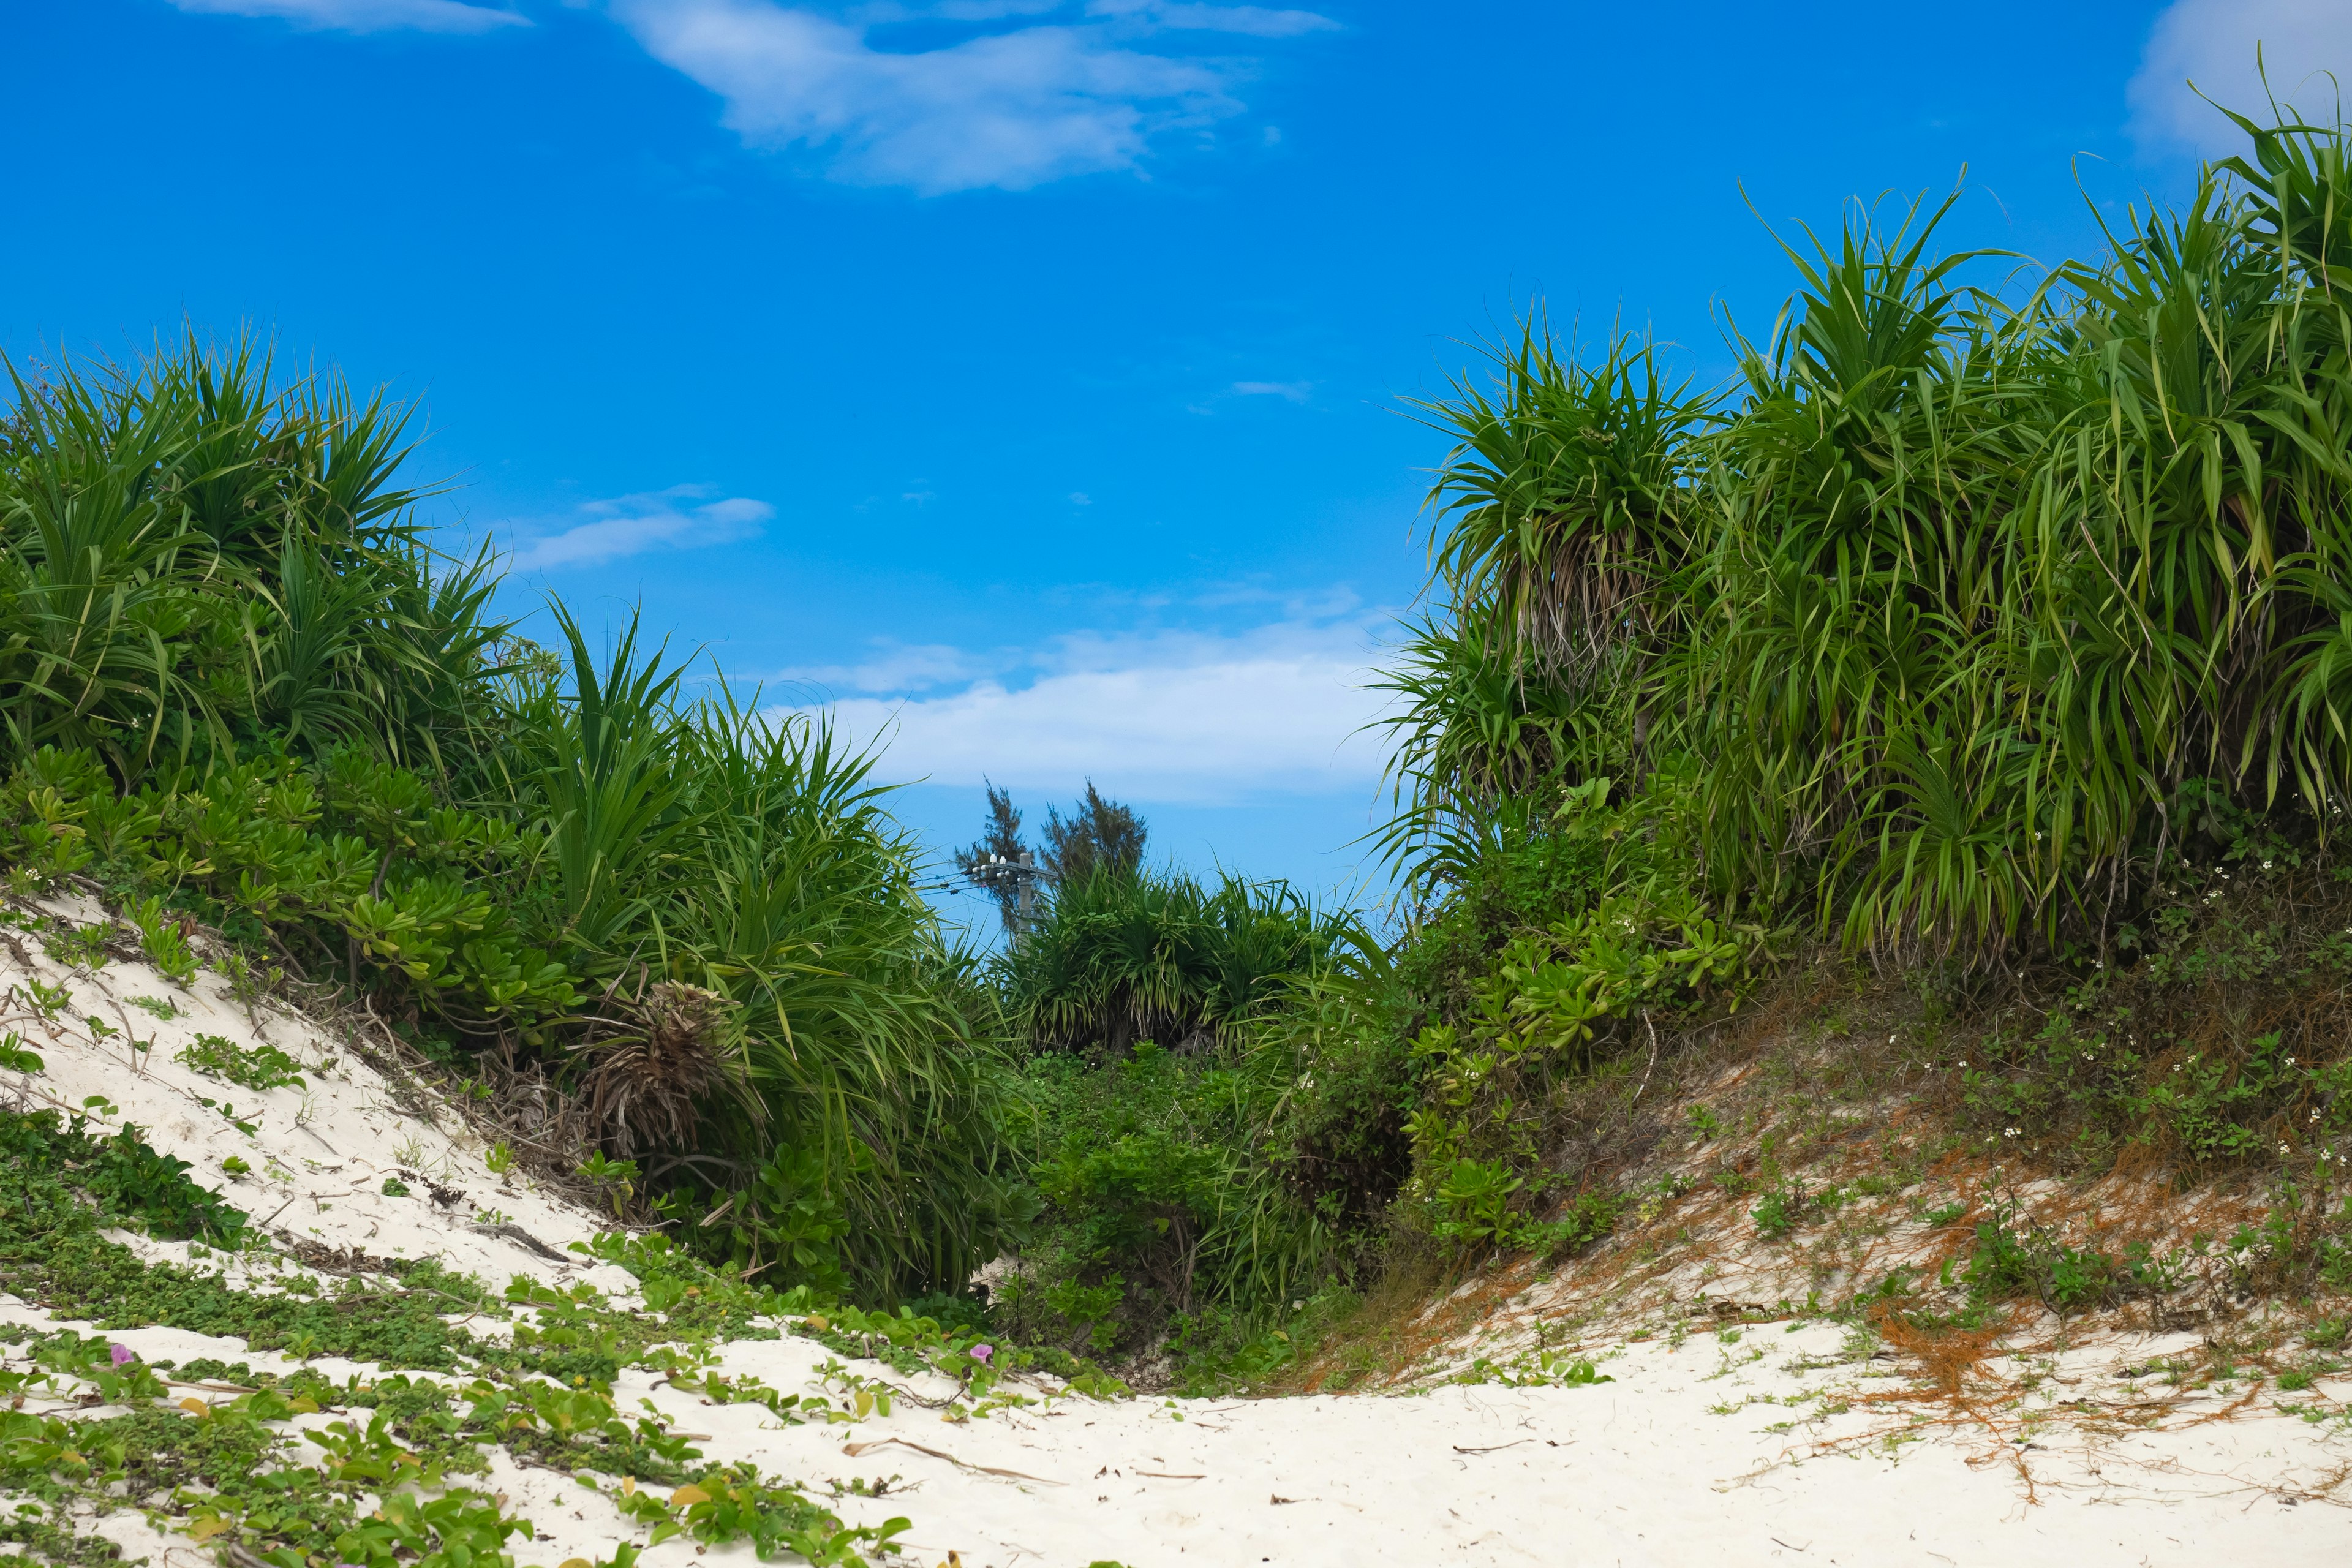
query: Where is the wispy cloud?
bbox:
[1231,379,1311,401]
[1084,0,1340,38]
[779,642,985,693]
[498,484,773,571]
[778,597,1398,802]
[2129,0,2352,154]
[170,0,1336,191]
[605,0,1330,192]
[167,0,529,31]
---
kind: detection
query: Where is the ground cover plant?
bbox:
[0,1269,916,1568]
[0,1089,1117,1568]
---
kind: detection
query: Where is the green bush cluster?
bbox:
[1002,867,1346,1054]
[1387,106,2352,965]
[1393,774,1762,1221]
[0,1107,248,1245]
[992,1042,1340,1366]
[175,1030,307,1093]
[989,765,1766,1368]
[0,341,1012,1302]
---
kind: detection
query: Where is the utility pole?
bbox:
[970,850,1052,938]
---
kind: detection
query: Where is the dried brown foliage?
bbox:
[576,980,745,1158]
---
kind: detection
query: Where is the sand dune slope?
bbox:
[0,897,2343,1567]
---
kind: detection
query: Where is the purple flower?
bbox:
[108,1343,134,1368]
[969,1343,993,1366]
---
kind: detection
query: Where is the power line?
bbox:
[962,851,1055,934]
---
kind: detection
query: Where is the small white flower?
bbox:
[2005,1126,2021,1138]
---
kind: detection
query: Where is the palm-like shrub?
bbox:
[1412,326,1706,692]
[0,337,1009,1299]
[0,339,508,775]
[1005,869,1343,1054]
[1393,107,2352,964]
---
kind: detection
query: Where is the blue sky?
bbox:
[4,0,2343,936]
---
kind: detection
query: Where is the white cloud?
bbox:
[167,0,529,31]
[605,0,1328,192]
[170,0,1336,190]
[499,484,773,571]
[778,604,1400,802]
[1231,379,1310,401]
[2130,0,2352,154]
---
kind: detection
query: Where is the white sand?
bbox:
[2,899,2347,1566]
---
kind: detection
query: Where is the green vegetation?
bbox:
[0,1226,922,1568]
[0,1107,249,1246]
[1340,105,2352,1276]
[1391,105,2352,964]
[957,102,2352,1379]
[1004,867,1347,1054]
[176,1031,305,1093]
[0,341,1006,1300]
[0,1104,1113,1567]
[9,96,2352,1412]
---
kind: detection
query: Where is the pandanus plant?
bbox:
[1387,101,2352,966]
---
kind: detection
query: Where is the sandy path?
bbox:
[624,1325,2348,1567]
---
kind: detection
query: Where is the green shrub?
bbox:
[1389,105,2352,968]
[1004,867,1343,1054]
[997,1042,1337,1359]
[1955,1196,2182,1313]
[1749,1180,1813,1242]
[1539,1189,1626,1256]
[0,338,1013,1302]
